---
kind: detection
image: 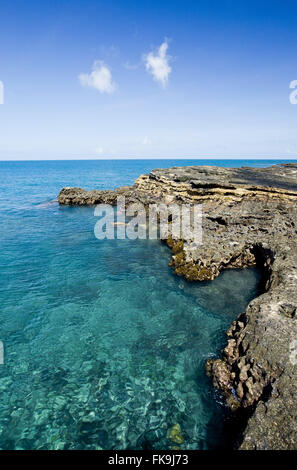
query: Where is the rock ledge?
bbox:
[58,163,297,449]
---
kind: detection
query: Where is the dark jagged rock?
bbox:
[58,163,297,450]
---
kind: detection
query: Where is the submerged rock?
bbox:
[168,424,184,444]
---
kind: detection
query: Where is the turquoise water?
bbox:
[0,159,289,450]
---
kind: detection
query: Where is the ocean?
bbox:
[0,159,292,450]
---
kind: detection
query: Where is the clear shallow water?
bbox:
[0,159,289,450]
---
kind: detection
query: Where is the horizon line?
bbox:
[0,157,297,162]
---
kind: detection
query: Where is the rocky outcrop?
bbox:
[58,163,297,449]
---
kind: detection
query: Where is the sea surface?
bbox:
[0,159,292,450]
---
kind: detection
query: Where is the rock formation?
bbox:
[58,163,297,450]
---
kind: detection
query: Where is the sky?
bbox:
[1,0,297,160]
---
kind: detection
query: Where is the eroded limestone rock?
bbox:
[58,163,297,449]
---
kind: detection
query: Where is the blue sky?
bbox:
[1,0,297,159]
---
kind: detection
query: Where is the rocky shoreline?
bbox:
[58,163,297,450]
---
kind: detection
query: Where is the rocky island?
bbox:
[58,163,297,450]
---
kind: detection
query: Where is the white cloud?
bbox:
[142,136,152,145]
[144,40,172,88]
[79,61,116,94]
